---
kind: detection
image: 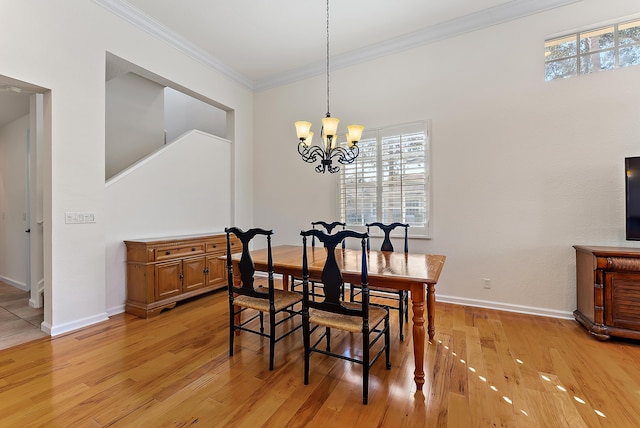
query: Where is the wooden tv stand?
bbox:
[574,245,640,341]
[125,232,239,318]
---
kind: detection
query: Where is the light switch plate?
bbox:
[65,211,96,224]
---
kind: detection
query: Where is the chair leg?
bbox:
[229,300,235,357]
[326,327,331,352]
[269,310,276,370]
[259,311,264,334]
[404,291,409,322]
[363,329,370,405]
[385,315,391,370]
[350,284,355,302]
[303,314,310,385]
[398,291,405,342]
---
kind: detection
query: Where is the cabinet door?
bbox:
[206,255,227,289]
[605,272,640,330]
[155,260,182,300]
[183,256,206,292]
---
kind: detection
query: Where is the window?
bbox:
[339,121,431,237]
[545,18,640,81]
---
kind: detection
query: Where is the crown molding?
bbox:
[94,0,253,89]
[254,0,581,90]
[95,0,581,92]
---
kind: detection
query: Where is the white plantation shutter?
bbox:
[341,137,377,225]
[340,121,430,237]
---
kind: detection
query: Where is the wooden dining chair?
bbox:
[310,221,346,248]
[225,227,302,370]
[300,228,391,405]
[350,222,410,340]
[291,220,346,300]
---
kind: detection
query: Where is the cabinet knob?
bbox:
[166,251,171,255]
[191,247,196,251]
[213,244,217,248]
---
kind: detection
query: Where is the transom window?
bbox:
[339,121,431,238]
[545,18,640,81]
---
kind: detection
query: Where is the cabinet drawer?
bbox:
[155,243,205,261]
[207,237,239,253]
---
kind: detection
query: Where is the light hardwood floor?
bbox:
[0,281,46,350]
[1,281,639,427]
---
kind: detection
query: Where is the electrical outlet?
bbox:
[483,278,491,289]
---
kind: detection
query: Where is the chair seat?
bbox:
[309,302,387,333]
[234,288,302,312]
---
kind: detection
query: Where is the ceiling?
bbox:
[121,0,518,84]
[0,77,48,128]
[0,90,29,128]
[101,0,579,89]
[0,0,579,128]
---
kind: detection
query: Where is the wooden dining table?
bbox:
[228,244,446,392]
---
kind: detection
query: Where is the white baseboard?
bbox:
[0,275,28,291]
[436,294,574,320]
[107,304,125,317]
[29,279,45,308]
[43,312,110,336]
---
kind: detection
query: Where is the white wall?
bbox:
[105,131,231,314]
[0,114,29,290]
[0,0,254,335]
[105,72,165,180]
[164,88,227,142]
[253,0,640,318]
[2,0,634,335]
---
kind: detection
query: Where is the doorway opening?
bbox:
[0,74,51,347]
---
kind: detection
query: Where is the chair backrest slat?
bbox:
[366,222,409,253]
[311,221,346,248]
[301,228,368,318]
[226,227,274,300]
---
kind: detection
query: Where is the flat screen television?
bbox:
[626,156,640,240]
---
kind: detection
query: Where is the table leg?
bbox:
[410,283,426,391]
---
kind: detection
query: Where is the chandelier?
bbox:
[295,0,364,174]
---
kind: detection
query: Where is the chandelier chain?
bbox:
[326,0,330,117]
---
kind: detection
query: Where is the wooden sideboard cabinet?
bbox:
[125,233,239,318]
[574,245,640,341]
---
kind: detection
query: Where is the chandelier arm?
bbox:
[329,145,360,165]
[327,146,349,159]
[298,142,327,164]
